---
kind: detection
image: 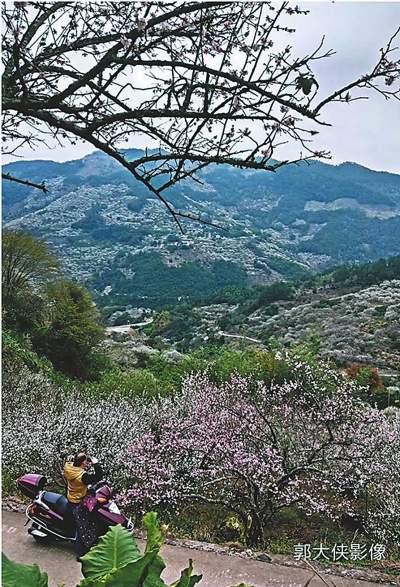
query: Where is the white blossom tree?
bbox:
[1,365,151,488]
[2,2,400,229]
[3,358,399,545]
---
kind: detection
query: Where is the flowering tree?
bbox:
[1,365,151,487]
[2,2,400,229]
[123,364,400,546]
[3,357,400,545]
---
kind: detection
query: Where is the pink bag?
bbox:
[83,494,97,512]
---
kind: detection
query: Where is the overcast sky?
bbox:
[4,1,400,173]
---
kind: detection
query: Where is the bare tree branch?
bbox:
[2,172,48,193]
[2,2,399,229]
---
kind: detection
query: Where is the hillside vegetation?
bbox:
[2,233,400,563]
[3,151,400,308]
[140,257,399,397]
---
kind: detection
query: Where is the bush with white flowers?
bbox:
[2,366,152,488]
[3,358,399,547]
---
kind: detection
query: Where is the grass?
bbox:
[2,472,16,497]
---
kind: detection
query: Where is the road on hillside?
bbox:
[2,511,392,587]
[217,330,263,344]
[105,318,154,336]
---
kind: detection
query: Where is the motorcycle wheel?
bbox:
[32,534,51,545]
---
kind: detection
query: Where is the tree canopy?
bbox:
[2,2,399,229]
[33,279,105,379]
[2,231,105,380]
[2,231,59,332]
[2,230,59,300]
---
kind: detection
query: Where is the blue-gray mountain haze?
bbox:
[3,150,400,307]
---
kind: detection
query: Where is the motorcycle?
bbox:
[17,473,133,544]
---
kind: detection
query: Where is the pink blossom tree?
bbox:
[123,363,400,545]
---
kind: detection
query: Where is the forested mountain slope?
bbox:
[4,151,400,308]
[142,258,400,386]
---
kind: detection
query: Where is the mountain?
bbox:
[164,280,400,375]
[3,150,400,309]
[122,258,400,400]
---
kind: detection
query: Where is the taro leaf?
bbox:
[80,524,141,580]
[169,559,202,587]
[295,75,316,95]
[142,511,166,587]
[78,550,160,587]
[2,553,49,587]
[143,512,163,553]
[142,551,166,586]
[103,550,160,587]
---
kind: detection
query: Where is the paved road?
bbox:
[1,511,392,587]
[105,318,154,336]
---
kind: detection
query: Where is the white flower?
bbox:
[120,35,132,50]
[136,18,146,32]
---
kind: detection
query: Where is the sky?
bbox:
[287,1,400,173]
[4,1,400,173]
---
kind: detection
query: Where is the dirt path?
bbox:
[1,511,393,587]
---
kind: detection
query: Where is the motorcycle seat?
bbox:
[42,491,70,518]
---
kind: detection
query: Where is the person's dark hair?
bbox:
[73,452,87,467]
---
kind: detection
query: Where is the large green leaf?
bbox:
[169,560,202,587]
[142,553,166,587]
[2,553,49,587]
[78,550,159,587]
[142,512,166,587]
[80,525,141,580]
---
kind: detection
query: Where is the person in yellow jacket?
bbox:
[64,452,103,560]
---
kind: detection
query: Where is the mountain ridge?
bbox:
[4,150,400,175]
[3,151,400,309]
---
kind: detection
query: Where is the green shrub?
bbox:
[289,336,321,365]
[32,279,105,380]
[251,281,294,311]
[147,347,293,392]
[2,330,54,375]
[374,305,387,318]
[84,368,161,399]
[317,298,341,308]
[2,471,16,497]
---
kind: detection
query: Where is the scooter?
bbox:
[17,473,133,544]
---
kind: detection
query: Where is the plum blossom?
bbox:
[3,357,399,547]
[122,362,400,545]
[2,366,151,488]
[120,35,132,51]
[261,147,273,159]
[232,97,240,110]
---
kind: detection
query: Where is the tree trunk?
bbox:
[246,514,264,546]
